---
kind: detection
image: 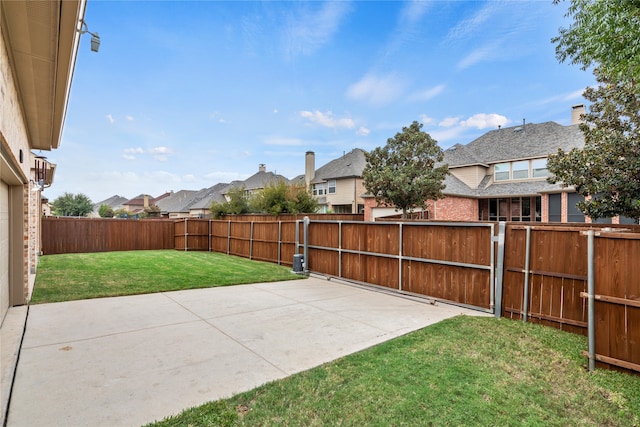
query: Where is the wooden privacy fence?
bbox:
[302,220,497,312]
[174,218,298,267]
[501,223,640,373]
[41,217,175,254]
[218,213,364,222]
[42,216,639,373]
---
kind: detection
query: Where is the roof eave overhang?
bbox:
[1,0,85,151]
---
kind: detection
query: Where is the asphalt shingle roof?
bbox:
[440,121,585,198]
[190,183,229,209]
[311,148,367,184]
[222,170,289,194]
[443,121,584,167]
[155,190,199,214]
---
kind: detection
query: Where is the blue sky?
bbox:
[46,0,595,204]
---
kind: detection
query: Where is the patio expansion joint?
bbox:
[20,319,204,350]
[160,292,291,376]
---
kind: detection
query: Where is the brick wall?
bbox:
[432,196,478,221]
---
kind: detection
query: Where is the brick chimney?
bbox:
[259,164,266,173]
[143,195,149,208]
[571,104,586,125]
[305,151,315,189]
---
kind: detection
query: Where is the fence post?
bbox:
[494,221,506,318]
[338,221,343,278]
[523,225,532,322]
[184,218,188,252]
[587,229,596,372]
[250,221,254,260]
[303,216,309,275]
[398,222,403,291]
[227,220,231,255]
[278,221,282,265]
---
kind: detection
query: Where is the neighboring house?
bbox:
[154,189,219,219]
[302,149,367,214]
[188,183,228,218]
[366,105,633,224]
[91,195,128,217]
[1,0,83,318]
[122,192,172,215]
[222,164,289,201]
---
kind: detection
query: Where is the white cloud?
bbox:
[346,74,406,106]
[409,84,445,102]
[204,170,249,182]
[538,89,587,105]
[399,1,431,27]
[457,43,497,70]
[283,1,351,59]
[419,114,435,125]
[148,146,172,155]
[460,113,509,129]
[122,147,143,160]
[106,114,115,124]
[182,174,196,182]
[148,146,173,162]
[265,136,305,146]
[439,117,461,127]
[125,115,134,121]
[445,3,497,43]
[356,127,370,136]
[299,110,355,129]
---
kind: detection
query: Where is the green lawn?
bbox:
[148,316,640,427]
[31,250,303,303]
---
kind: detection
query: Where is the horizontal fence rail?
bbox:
[297,220,497,313]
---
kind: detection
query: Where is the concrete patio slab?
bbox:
[7,276,487,427]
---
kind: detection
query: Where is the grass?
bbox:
[147,316,640,427]
[31,250,303,303]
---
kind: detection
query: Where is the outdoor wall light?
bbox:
[79,20,101,52]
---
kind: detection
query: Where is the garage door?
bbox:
[0,180,9,323]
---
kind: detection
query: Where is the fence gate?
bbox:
[297,220,502,314]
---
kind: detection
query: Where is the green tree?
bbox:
[52,192,93,217]
[550,1,640,222]
[140,204,161,218]
[286,184,318,214]
[98,204,114,218]
[362,121,449,218]
[113,208,133,218]
[547,69,640,222]
[209,186,250,219]
[251,180,289,215]
[552,0,640,80]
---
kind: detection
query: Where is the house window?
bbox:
[328,180,336,194]
[567,192,586,223]
[532,158,549,178]
[479,197,541,221]
[512,161,529,179]
[312,183,326,196]
[494,163,510,181]
[548,193,562,222]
